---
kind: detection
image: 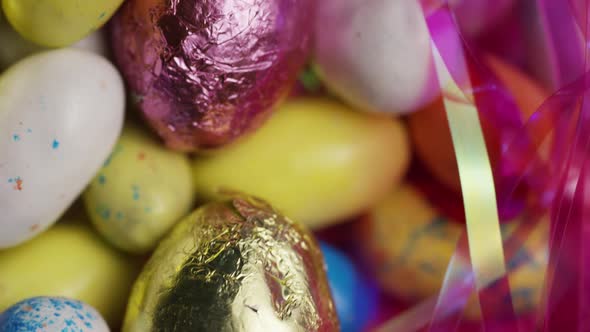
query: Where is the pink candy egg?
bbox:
[111,0,312,151]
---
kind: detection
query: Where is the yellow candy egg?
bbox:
[83,125,194,254]
[0,222,141,326]
[192,97,410,229]
[1,0,124,47]
[360,184,547,319]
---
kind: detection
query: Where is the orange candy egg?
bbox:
[408,56,551,192]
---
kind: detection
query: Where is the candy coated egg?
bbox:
[123,195,339,331]
[360,184,548,319]
[314,0,439,114]
[320,242,376,332]
[0,297,109,332]
[192,98,410,229]
[0,12,109,70]
[0,223,141,326]
[0,49,125,248]
[451,0,515,37]
[111,0,313,151]
[1,0,124,47]
[408,55,551,191]
[83,125,194,254]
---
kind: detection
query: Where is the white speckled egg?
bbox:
[0,49,125,248]
[0,297,110,332]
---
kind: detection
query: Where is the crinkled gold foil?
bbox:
[123,195,339,332]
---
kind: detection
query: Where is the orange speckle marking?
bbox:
[22,305,32,312]
[30,224,40,232]
[138,152,146,160]
[14,178,23,191]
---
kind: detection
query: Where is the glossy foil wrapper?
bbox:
[123,195,339,332]
[111,0,312,151]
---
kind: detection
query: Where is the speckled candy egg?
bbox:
[0,297,109,332]
[0,49,125,248]
[0,223,141,326]
[192,98,410,229]
[359,184,548,319]
[83,125,194,254]
[111,0,313,151]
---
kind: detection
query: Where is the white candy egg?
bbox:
[0,49,125,248]
[0,297,110,332]
[314,0,438,114]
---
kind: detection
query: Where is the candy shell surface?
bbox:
[0,11,109,70]
[314,0,438,114]
[123,195,339,331]
[408,55,551,191]
[320,242,376,332]
[192,98,410,229]
[111,0,312,151]
[0,297,109,332]
[0,49,125,248]
[84,125,194,254]
[1,0,124,47]
[360,184,548,319]
[0,223,141,326]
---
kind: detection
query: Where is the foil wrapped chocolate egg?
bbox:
[123,195,339,331]
[111,0,313,151]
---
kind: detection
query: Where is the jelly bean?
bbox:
[0,297,109,332]
[0,49,125,248]
[360,184,547,319]
[320,242,376,332]
[0,223,141,326]
[84,125,194,254]
[192,98,410,229]
[1,0,124,47]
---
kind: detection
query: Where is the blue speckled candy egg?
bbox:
[320,242,377,332]
[0,297,110,332]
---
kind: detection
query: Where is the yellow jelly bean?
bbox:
[360,184,548,319]
[192,97,410,229]
[0,222,141,326]
[1,0,124,47]
[84,125,194,254]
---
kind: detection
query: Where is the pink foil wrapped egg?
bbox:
[111,0,312,151]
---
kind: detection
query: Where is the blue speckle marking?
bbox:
[52,139,60,149]
[144,207,152,213]
[116,211,124,220]
[100,209,111,220]
[99,12,106,19]
[26,128,32,133]
[98,175,106,185]
[12,134,20,142]
[8,178,13,183]
[132,185,140,201]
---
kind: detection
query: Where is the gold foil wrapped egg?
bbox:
[123,195,339,332]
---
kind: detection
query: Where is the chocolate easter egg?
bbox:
[123,195,339,331]
[111,0,312,151]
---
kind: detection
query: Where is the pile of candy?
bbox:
[1,0,588,331]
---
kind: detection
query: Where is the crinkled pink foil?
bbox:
[111,0,312,151]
